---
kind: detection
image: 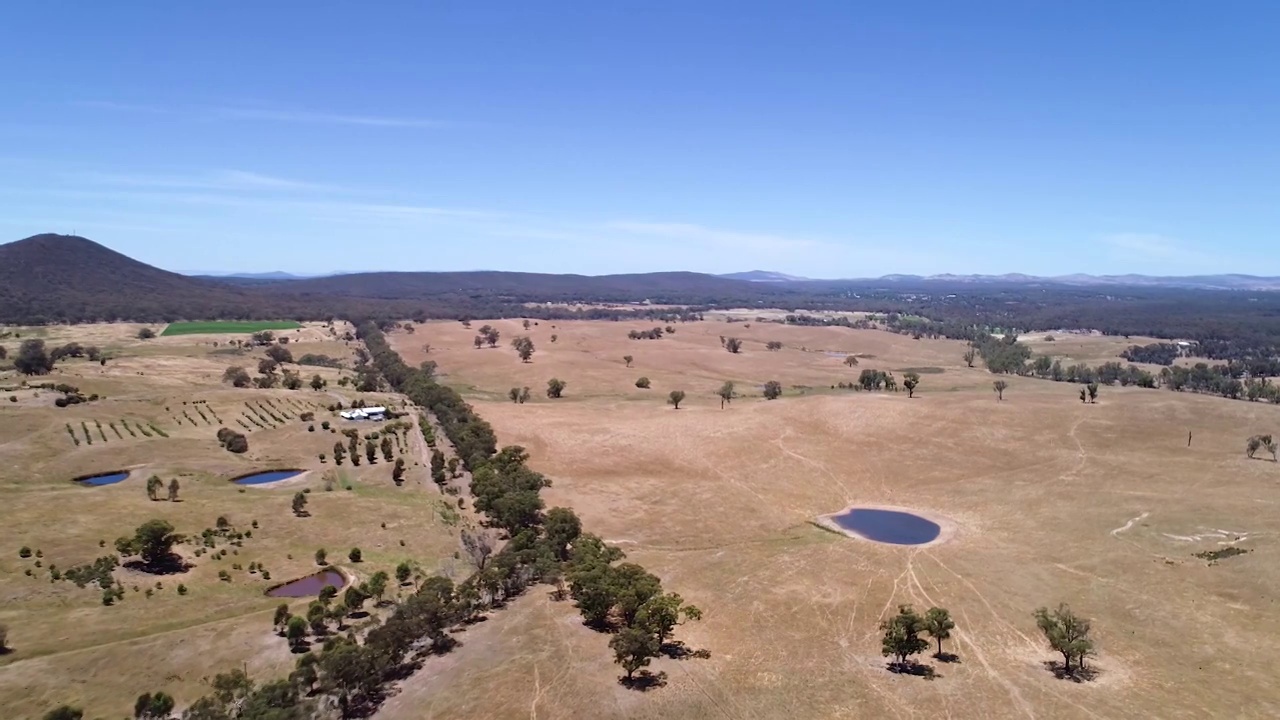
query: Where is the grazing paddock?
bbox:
[380,317,1280,719]
[0,322,471,719]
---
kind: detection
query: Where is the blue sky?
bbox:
[3,2,1278,277]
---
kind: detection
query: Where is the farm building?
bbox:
[339,406,387,421]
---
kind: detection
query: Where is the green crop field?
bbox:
[160,320,303,336]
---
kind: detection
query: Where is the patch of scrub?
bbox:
[74,471,130,486]
[816,505,955,547]
[231,469,305,486]
[266,569,348,598]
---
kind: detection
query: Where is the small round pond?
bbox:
[75,471,131,487]
[829,508,942,545]
[267,570,348,598]
[232,469,304,486]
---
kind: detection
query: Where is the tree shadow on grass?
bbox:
[934,652,961,664]
[619,670,668,691]
[1043,661,1099,683]
[123,555,192,576]
[887,661,940,679]
[661,641,711,661]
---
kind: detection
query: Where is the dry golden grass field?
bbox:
[0,323,471,719]
[379,317,1280,720]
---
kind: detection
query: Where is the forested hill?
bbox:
[0,234,798,323]
[7,234,1280,361]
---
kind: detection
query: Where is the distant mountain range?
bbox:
[723,270,1280,291]
[6,233,1280,325]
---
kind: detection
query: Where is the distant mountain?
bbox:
[0,234,259,323]
[204,271,310,280]
[0,234,793,324]
[722,269,1280,291]
[868,273,1280,291]
[718,270,811,283]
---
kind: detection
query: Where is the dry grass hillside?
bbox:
[0,322,470,719]
[383,317,1280,719]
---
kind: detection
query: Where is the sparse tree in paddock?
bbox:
[522,319,532,330]
[610,626,661,681]
[222,366,251,388]
[844,355,859,367]
[547,378,566,398]
[508,387,521,403]
[766,341,783,351]
[963,348,976,368]
[292,492,308,517]
[348,436,359,466]
[903,371,920,398]
[636,592,703,646]
[623,355,634,367]
[133,691,175,720]
[167,478,180,501]
[333,442,346,466]
[365,439,377,464]
[137,328,156,340]
[511,335,535,362]
[1079,387,1088,403]
[635,376,651,389]
[473,335,484,349]
[310,374,325,391]
[1087,382,1099,403]
[519,386,531,403]
[1034,604,1094,677]
[115,519,183,570]
[550,334,558,343]
[395,561,412,586]
[392,457,405,483]
[348,547,362,563]
[365,571,389,604]
[314,548,327,566]
[716,381,735,409]
[380,435,393,462]
[15,339,54,375]
[286,616,307,649]
[0,623,8,653]
[923,607,955,658]
[993,379,1008,401]
[265,345,293,364]
[668,390,686,409]
[146,475,163,501]
[1246,435,1262,458]
[478,325,501,347]
[763,380,782,400]
[273,603,291,634]
[724,337,743,354]
[880,604,930,670]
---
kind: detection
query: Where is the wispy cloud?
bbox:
[72,100,449,129]
[604,221,824,253]
[75,169,337,193]
[73,100,167,113]
[214,107,449,128]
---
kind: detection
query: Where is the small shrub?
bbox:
[635,377,651,389]
[348,548,362,563]
[19,546,31,558]
[177,584,188,595]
